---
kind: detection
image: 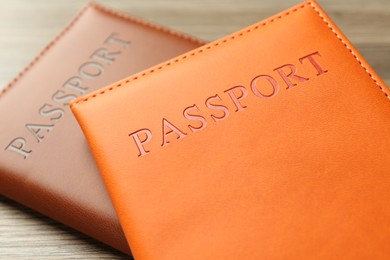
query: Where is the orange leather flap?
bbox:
[71,0,390,259]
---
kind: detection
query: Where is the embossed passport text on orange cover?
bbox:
[0,2,203,254]
[71,0,390,259]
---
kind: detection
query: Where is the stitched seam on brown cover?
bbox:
[90,2,204,45]
[0,4,89,98]
[0,1,204,98]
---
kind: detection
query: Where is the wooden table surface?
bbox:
[0,0,389,259]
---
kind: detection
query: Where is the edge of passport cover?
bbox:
[0,2,202,98]
[71,0,390,258]
[72,0,389,106]
[0,1,203,255]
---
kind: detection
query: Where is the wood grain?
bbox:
[0,0,389,258]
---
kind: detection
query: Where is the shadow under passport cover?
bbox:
[71,0,390,259]
[0,2,203,254]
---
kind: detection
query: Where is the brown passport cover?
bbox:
[0,2,203,254]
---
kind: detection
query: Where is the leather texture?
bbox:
[0,2,203,255]
[71,0,390,259]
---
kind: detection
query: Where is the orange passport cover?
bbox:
[71,0,390,258]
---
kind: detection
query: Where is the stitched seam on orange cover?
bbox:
[72,0,389,107]
[71,2,310,106]
[0,1,204,99]
[308,2,390,100]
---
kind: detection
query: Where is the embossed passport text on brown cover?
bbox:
[0,2,203,254]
